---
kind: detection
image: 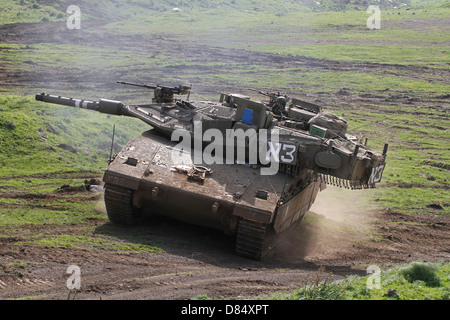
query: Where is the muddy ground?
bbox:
[0,20,449,301]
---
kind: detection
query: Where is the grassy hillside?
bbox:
[0,0,429,25]
[1,0,448,26]
[0,95,149,236]
[0,95,148,177]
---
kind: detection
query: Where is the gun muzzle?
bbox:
[35,93,99,111]
[35,93,125,116]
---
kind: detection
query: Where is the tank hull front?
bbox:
[103,129,323,257]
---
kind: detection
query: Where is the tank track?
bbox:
[104,183,138,226]
[236,215,307,260]
[235,219,268,260]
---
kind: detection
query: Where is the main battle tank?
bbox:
[35,82,387,260]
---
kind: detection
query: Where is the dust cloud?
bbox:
[309,186,374,224]
[271,185,378,263]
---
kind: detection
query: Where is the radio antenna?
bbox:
[109,124,116,164]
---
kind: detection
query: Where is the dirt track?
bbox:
[0,20,449,300]
[0,183,448,300]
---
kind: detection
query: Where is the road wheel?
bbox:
[104,183,139,226]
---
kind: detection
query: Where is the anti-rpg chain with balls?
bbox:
[181,303,269,317]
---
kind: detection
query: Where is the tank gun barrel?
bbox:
[35,92,179,136]
[35,93,127,116]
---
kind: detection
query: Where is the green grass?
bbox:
[0,95,148,177]
[103,1,450,72]
[0,43,191,73]
[18,234,163,255]
[32,0,443,89]
[262,261,450,300]
[0,199,104,226]
[250,43,449,69]
[398,262,442,287]
[0,0,66,25]
[0,2,448,99]
[344,262,450,300]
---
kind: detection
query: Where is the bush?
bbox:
[289,268,348,300]
[0,118,16,130]
[399,262,441,287]
[441,287,450,300]
[290,279,348,300]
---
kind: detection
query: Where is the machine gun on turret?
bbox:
[249,88,288,106]
[117,81,191,103]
